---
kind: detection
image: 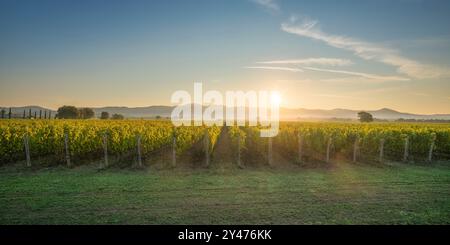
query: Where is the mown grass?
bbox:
[0,162,449,224]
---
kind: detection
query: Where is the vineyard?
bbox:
[1,119,450,225]
[1,120,449,167]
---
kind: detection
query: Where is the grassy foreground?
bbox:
[0,162,449,224]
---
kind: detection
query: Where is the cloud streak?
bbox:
[303,66,410,81]
[281,17,449,79]
[257,58,353,66]
[244,66,303,72]
[250,0,280,13]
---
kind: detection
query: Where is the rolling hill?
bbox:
[2,105,450,120]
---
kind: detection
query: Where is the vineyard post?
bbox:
[136,134,142,168]
[8,108,12,119]
[39,110,42,119]
[204,130,210,167]
[64,132,71,167]
[428,134,436,163]
[28,109,31,119]
[353,137,359,163]
[326,137,332,163]
[268,137,273,166]
[379,139,385,162]
[23,133,31,167]
[237,133,242,168]
[403,136,409,162]
[102,133,108,167]
[23,110,25,119]
[172,129,176,168]
[297,133,303,163]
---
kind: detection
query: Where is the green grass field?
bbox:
[1,161,449,225]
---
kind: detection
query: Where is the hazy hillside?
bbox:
[281,107,450,120]
[2,105,450,120]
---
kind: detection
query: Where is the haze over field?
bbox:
[2,105,450,120]
[1,0,450,114]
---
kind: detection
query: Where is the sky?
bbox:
[1,0,450,114]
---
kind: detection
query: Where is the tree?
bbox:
[79,108,94,119]
[0,109,5,119]
[358,111,373,123]
[56,106,79,119]
[155,115,161,119]
[111,113,124,120]
[100,111,109,119]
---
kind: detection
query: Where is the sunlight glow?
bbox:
[271,92,282,107]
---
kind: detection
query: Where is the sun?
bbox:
[270,92,282,107]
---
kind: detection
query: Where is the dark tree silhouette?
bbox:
[100,111,109,119]
[358,111,374,123]
[79,108,95,119]
[56,106,79,119]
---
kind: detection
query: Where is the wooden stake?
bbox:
[428,135,436,163]
[64,133,71,167]
[379,139,385,162]
[172,131,176,168]
[297,133,303,163]
[326,137,332,163]
[353,137,359,163]
[268,137,273,166]
[237,134,242,168]
[136,134,142,168]
[204,130,210,167]
[23,134,31,167]
[102,133,108,167]
[403,136,409,162]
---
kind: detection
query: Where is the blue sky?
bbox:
[1,0,450,113]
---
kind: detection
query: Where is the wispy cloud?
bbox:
[303,66,410,81]
[250,0,280,13]
[281,17,449,79]
[319,77,406,84]
[257,58,353,66]
[244,66,303,72]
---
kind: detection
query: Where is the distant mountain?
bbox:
[92,106,174,118]
[90,105,450,120]
[280,107,450,120]
[2,105,450,120]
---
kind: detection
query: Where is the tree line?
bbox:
[0,108,53,119]
[0,106,124,120]
[56,106,124,119]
